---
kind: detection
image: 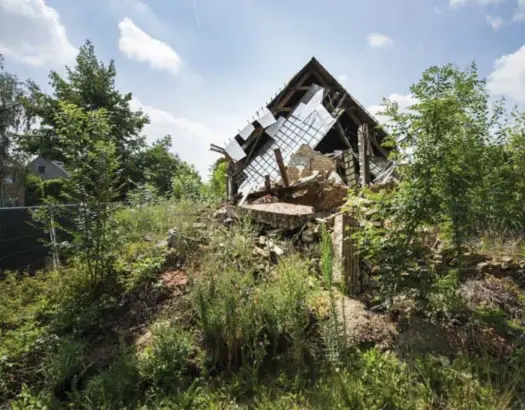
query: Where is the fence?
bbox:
[0,204,77,273]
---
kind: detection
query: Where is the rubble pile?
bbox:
[242,145,351,214]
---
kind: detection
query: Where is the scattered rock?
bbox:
[270,245,285,257]
[192,222,207,230]
[213,205,236,222]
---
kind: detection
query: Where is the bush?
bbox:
[195,241,319,379]
[139,323,195,395]
[25,174,67,206]
[41,337,87,397]
[76,347,142,410]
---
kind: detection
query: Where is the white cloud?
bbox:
[487,45,525,103]
[514,0,525,21]
[130,98,235,177]
[0,0,76,66]
[118,17,181,75]
[486,15,504,30]
[450,0,503,6]
[367,33,394,49]
[368,93,417,123]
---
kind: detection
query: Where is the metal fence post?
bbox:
[48,205,59,270]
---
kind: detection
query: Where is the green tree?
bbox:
[172,164,202,201]
[207,158,228,199]
[0,55,27,205]
[51,102,120,294]
[134,135,192,196]
[384,63,502,244]
[20,41,149,196]
[353,63,525,298]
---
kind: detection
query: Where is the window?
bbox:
[38,165,46,175]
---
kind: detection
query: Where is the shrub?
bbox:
[41,337,87,397]
[76,347,142,410]
[194,228,319,379]
[10,384,56,410]
[139,323,195,394]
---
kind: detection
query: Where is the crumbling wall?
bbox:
[285,144,337,184]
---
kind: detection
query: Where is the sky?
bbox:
[1,0,525,177]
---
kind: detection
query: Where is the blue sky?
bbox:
[1,0,525,177]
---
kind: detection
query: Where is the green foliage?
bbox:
[205,159,228,199]
[41,337,87,395]
[24,174,66,205]
[50,102,121,294]
[10,384,56,410]
[119,251,166,292]
[383,62,525,240]
[139,323,195,394]
[171,163,203,201]
[134,135,197,196]
[78,348,142,410]
[0,57,29,206]
[194,222,319,380]
[19,41,148,196]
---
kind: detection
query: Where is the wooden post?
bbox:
[273,148,289,187]
[358,124,371,187]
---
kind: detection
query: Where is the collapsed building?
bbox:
[211,57,396,294]
[211,57,395,210]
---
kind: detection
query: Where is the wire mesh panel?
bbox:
[240,111,332,191]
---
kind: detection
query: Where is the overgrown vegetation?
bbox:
[2,49,525,408]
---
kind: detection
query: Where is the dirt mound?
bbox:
[160,270,189,296]
[312,294,398,349]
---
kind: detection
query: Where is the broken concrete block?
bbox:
[237,202,315,230]
[214,205,236,222]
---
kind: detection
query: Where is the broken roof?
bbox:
[214,56,391,196]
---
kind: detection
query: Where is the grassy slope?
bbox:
[1,200,525,409]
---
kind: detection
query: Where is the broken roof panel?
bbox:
[238,86,337,192]
[225,139,246,162]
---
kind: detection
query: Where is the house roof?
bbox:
[215,57,392,196]
[266,57,386,138]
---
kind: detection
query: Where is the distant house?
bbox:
[28,156,70,181]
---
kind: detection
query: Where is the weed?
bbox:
[139,322,195,394]
[75,346,142,409]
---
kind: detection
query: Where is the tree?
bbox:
[49,102,120,294]
[171,163,203,201]
[384,63,501,243]
[134,135,192,196]
[207,159,228,199]
[198,158,228,200]
[0,55,27,206]
[20,41,149,196]
[352,63,525,298]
